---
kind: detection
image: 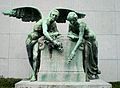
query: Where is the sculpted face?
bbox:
[69,18,77,25]
[50,10,59,21]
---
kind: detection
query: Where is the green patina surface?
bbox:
[2,7,100,82]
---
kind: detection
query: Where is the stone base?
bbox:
[38,71,86,82]
[15,79,112,88]
[38,37,86,82]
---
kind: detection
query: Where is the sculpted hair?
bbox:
[67,12,78,21]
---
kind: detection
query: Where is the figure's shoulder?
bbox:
[35,19,43,25]
[78,19,86,24]
[77,19,87,27]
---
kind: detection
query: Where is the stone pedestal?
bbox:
[16,36,112,88]
[38,36,86,82]
[15,79,112,88]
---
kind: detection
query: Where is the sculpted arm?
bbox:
[42,20,53,42]
[72,23,84,52]
[67,22,85,63]
[49,23,60,36]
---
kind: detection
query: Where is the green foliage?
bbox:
[110,82,120,88]
[0,78,21,88]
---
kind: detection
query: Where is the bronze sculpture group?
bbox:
[3,7,101,81]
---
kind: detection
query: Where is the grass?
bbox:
[0,78,21,88]
[110,82,120,88]
[0,78,120,88]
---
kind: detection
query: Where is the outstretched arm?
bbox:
[42,20,54,42]
[72,25,84,52]
[67,22,85,63]
[42,20,60,46]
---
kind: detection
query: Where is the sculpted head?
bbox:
[49,9,59,21]
[67,12,78,25]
